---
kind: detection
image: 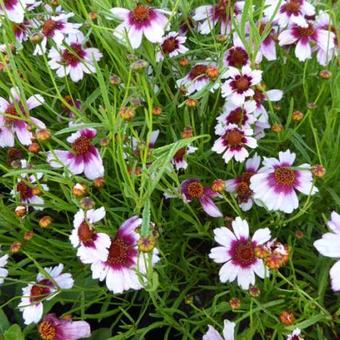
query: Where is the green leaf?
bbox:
[4,324,24,340]
[0,309,10,335]
[88,328,112,340]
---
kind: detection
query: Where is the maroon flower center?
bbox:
[253,89,265,105]
[187,181,204,199]
[62,43,85,66]
[72,136,91,155]
[274,167,296,186]
[227,47,248,68]
[213,0,235,21]
[38,320,57,340]
[283,0,302,15]
[78,222,95,243]
[231,239,257,267]
[131,5,151,22]
[42,19,63,37]
[16,181,33,200]
[189,64,208,79]
[227,107,246,125]
[174,147,186,161]
[161,37,179,54]
[30,279,53,303]
[236,171,254,202]
[232,75,251,92]
[296,23,315,38]
[223,129,244,147]
[107,237,133,267]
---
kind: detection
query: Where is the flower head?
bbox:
[156,31,188,61]
[250,150,318,213]
[202,319,235,340]
[209,217,271,289]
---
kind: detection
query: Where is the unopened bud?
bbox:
[181,127,193,139]
[312,164,326,178]
[88,12,97,20]
[319,70,332,79]
[15,205,27,217]
[39,216,52,228]
[24,230,34,241]
[31,187,41,196]
[292,111,304,122]
[10,241,22,253]
[36,128,51,142]
[229,297,241,310]
[110,74,121,86]
[295,230,304,239]
[206,66,219,79]
[93,177,105,188]
[186,98,198,107]
[119,107,135,121]
[178,57,189,67]
[271,123,283,133]
[152,106,162,116]
[80,197,95,210]
[130,59,148,72]
[279,311,295,326]
[30,33,43,44]
[72,183,87,197]
[28,142,40,153]
[216,34,227,43]
[307,102,317,110]
[138,236,156,253]
[211,179,225,193]
[249,286,261,297]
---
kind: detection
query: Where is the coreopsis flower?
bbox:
[212,124,257,163]
[0,0,36,23]
[257,20,278,61]
[278,21,335,62]
[0,87,45,147]
[38,314,91,340]
[171,145,197,170]
[225,153,261,211]
[156,31,188,61]
[110,4,169,49]
[221,65,262,105]
[48,32,102,82]
[264,0,315,28]
[224,37,249,68]
[181,178,223,218]
[18,264,74,325]
[250,150,318,214]
[70,207,110,264]
[47,128,104,180]
[13,20,32,42]
[0,251,9,285]
[193,0,244,35]
[176,63,220,96]
[287,328,303,340]
[34,13,82,55]
[313,211,340,292]
[209,217,271,289]
[90,216,160,294]
[215,101,257,135]
[202,319,235,340]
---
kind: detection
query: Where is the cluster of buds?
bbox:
[255,240,289,270]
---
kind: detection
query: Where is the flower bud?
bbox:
[138,236,156,253]
[28,142,40,153]
[229,297,241,310]
[249,286,261,297]
[31,187,41,196]
[36,128,51,142]
[211,179,225,193]
[181,127,193,139]
[307,102,317,110]
[10,241,22,253]
[312,164,326,178]
[72,183,87,197]
[178,57,189,67]
[93,177,105,188]
[15,205,27,218]
[130,59,148,72]
[292,111,304,122]
[80,197,95,210]
[186,98,198,107]
[88,12,97,20]
[279,311,295,326]
[216,34,227,43]
[39,216,53,228]
[271,123,283,133]
[119,107,135,121]
[24,230,34,241]
[206,66,219,79]
[319,70,332,79]
[30,33,44,45]
[295,230,304,239]
[110,74,121,86]
[152,106,162,116]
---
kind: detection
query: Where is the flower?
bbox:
[264,0,315,28]
[215,101,257,135]
[38,314,91,340]
[34,13,82,55]
[278,21,335,62]
[257,20,278,61]
[212,124,257,163]
[48,32,102,82]
[171,145,197,170]
[0,0,35,23]
[90,216,160,294]
[69,207,110,264]
[110,4,169,49]
[250,150,318,213]
[156,31,188,61]
[287,328,303,340]
[221,65,262,105]
[0,251,9,285]
[224,36,249,68]
[193,0,244,35]
[209,217,271,289]
[176,63,220,96]
[202,319,235,340]
[0,87,45,147]
[181,178,223,218]
[313,211,340,292]
[18,264,74,325]
[225,153,261,211]
[47,128,104,180]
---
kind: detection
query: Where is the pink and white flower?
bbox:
[212,124,257,163]
[47,128,104,180]
[250,150,318,214]
[70,207,110,264]
[0,0,36,23]
[90,216,160,294]
[193,0,244,35]
[264,0,315,28]
[257,20,278,61]
[0,87,45,147]
[181,178,222,218]
[48,32,102,82]
[313,211,340,292]
[176,63,220,96]
[203,319,235,340]
[209,217,271,289]
[18,264,74,325]
[225,153,261,211]
[171,145,197,170]
[278,21,335,62]
[38,314,91,340]
[215,101,257,135]
[110,4,169,49]
[156,31,188,61]
[0,251,9,285]
[224,37,250,68]
[286,328,303,340]
[34,13,82,55]
[221,65,262,105]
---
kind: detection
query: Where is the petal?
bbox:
[313,233,340,258]
[330,260,340,292]
[202,325,224,340]
[26,94,44,110]
[232,217,249,240]
[87,207,106,224]
[237,268,255,289]
[209,246,231,263]
[199,196,223,217]
[61,320,91,339]
[295,40,312,61]
[222,320,236,340]
[219,261,239,283]
[213,227,236,247]
[83,148,104,180]
[252,228,271,244]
